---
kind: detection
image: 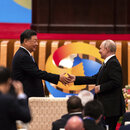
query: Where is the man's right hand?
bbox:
[59,73,76,85]
[67,74,76,83]
[12,81,24,96]
[59,73,71,85]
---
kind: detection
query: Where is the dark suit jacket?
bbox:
[119,125,130,130]
[75,56,125,117]
[0,92,31,130]
[121,112,130,125]
[83,119,105,130]
[52,113,83,130]
[12,47,59,97]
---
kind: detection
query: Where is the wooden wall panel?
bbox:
[13,41,20,55]
[31,0,50,32]
[32,0,130,33]
[38,41,47,70]
[115,41,122,64]
[51,41,59,54]
[0,41,8,67]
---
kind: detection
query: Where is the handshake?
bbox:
[59,73,76,85]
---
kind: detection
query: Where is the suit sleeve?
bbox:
[74,74,98,85]
[100,60,122,93]
[8,97,31,123]
[52,122,57,130]
[20,55,59,84]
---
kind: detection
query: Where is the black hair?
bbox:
[84,100,104,120]
[20,29,37,44]
[0,66,11,84]
[67,96,83,113]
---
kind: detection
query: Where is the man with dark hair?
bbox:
[0,66,31,130]
[52,96,83,130]
[67,95,83,113]
[83,100,105,130]
[12,29,70,97]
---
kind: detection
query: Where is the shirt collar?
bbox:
[83,116,95,120]
[69,112,82,115]
[20,46,31,56]
[104,54,115,64]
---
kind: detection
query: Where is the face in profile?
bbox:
[25,35,38,53]
[99,43,108,59]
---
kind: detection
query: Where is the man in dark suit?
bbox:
[119,124,130,130]
[68,40,125,130]
[121,112,130,125]
[83,100,105,130]
[52,96,83,130]
[0,66,31,130]
[12,29,70,97]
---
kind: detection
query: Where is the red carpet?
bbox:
[0,23,130,40]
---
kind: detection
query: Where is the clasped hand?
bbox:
[59,73,76,85]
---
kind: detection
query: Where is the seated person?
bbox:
[119,124,130,130]
[0,66,31,130]
[65,116,84,130]
[78,90,94,107]
[52,96,83,130]
[83,100,105,130]
[119,112,130,130]
[121,112,130,125]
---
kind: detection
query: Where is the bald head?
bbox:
[65,116,84,130]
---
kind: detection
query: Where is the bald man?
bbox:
[65,116,84,130]
[68,40,125,130]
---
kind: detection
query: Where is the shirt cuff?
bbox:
[17,93,27,99]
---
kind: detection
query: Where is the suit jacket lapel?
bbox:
[96,64,106,85]
[19,47,38,67]
[96,56,116,85]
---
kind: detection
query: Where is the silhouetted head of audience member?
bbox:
[78,90,94,107]
[84,100,104,124]
[65,116,84,130]
[67,95,83,113]
[0,66,12,94]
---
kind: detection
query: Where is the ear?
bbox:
[24,39,28,44]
